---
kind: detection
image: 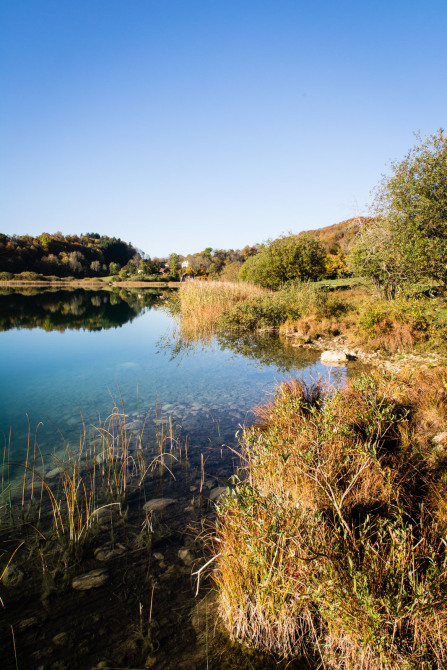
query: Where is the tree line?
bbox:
[3,129,445,292]
[0,233,137,279]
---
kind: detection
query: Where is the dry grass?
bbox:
[0,396,178,565]
[213,370,447,669]
[170,279,447,356]
[175,280,267,344]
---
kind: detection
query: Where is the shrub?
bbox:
[13,271,45,281]
[219,282,348,332]
[357,299,434,351]
[214,370,447,669]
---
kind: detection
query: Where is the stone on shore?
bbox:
[321,350,349,364]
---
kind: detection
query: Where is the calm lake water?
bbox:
[0,287,357,670]
[0,287,347,471]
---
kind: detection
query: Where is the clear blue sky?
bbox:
[1,1,446,257]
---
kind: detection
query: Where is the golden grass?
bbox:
[175,280,268,344]
[0,395,183,565]
[213,370,447,669]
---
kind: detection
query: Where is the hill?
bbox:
[299,216,375,254]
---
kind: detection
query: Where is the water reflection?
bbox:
[0,287,168,331]
[0,288,354,669]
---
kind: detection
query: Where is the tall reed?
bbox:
[175,281,267,344]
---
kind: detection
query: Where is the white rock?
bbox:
[320,350,348,364]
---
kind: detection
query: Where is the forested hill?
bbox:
[0,233,137,278]
[299,216,376,254]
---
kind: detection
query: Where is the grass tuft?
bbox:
[213,369,447,669]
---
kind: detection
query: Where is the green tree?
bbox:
[352,129,447,294]
[350,220,403,298]
[239,235,326,289]
[168,253,181,279]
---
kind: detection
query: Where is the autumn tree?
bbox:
[352,129,447,294]
[239,235,326,288]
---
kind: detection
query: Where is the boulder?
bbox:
[320,350,349,364]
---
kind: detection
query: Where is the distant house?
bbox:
[181,260,189,269]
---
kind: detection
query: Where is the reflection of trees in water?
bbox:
[217,332,321,373]
[162,323,321,374]
[164,323,354,384]
[0,288,170,332]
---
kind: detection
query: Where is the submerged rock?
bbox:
[92,506,114,525]
[19,617,39,631]
[46,467,64,479]
[209,486,228,502]
[143,498,176,512]
[94,543,127,562]
[2,564,24,588]
[52,632,68,646]
[72,568,108,590]
[178,548,194,566]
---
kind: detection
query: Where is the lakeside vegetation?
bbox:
[169,130,447,667]
[214,369,447,668]
[172,279,447,358]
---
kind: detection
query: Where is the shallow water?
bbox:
[0,287,346,471]
[0,288,356,669]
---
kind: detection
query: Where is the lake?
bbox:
[0,287,356,669]
[0,287,347,473]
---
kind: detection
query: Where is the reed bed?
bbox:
[213,369,447,669]
[175,280,267,343]
[173,279,447,355]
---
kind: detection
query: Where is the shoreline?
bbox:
[3,278,445,373]
[0,279,180,288]
[282,330,447,373]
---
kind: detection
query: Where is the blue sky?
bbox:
[1,1,446,257]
